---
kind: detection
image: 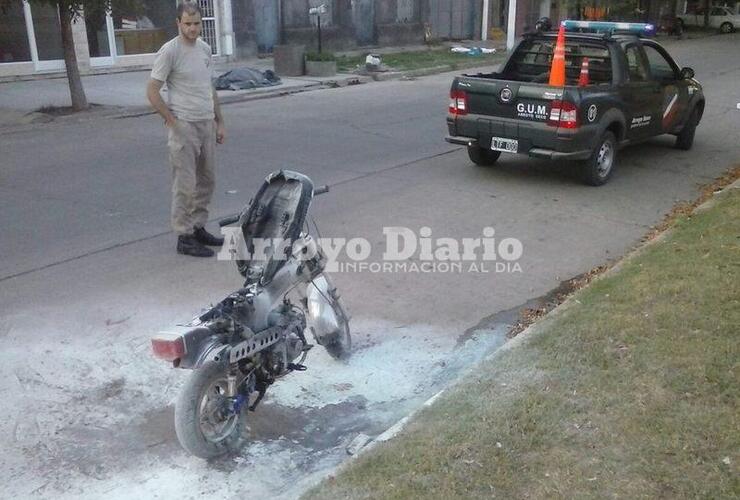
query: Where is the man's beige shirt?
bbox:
[151,37,214,122]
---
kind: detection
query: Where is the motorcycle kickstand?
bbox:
[249,381,267,412]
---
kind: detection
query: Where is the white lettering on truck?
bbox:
[516,103,548,121]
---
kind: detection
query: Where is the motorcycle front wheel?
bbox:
[323,307,351,359]
[307,276,352,360]
[174,361,248,458]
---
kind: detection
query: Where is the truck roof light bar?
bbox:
[561,20,655,36]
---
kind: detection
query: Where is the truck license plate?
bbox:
[491,137,518,153]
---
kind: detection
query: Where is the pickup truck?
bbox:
[446,27,705,185]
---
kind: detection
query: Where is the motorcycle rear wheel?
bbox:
[175,361,248,458]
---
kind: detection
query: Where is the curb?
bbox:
[0,58,503,133]
[332,170,740,469]
[365,56,505,82]
[0,75,370,134]
[109,74,373,120]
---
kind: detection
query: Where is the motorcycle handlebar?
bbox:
[220,185,328,227]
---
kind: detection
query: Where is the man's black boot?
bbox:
[177,234,215,257]
[193,226,225,246]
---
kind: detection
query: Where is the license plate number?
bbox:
[491,137,518,153]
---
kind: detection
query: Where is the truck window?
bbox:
[642,44,677,81]
[625,45,649,82]
[503,39,612,85]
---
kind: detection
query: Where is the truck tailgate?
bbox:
[458,78,560,123]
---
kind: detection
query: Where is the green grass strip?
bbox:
[336,49,503,73]
[304,186,740,499]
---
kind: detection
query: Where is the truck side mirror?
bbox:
[680,67,695,79]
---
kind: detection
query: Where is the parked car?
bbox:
[445,22,705,185]
[676,6,739,33]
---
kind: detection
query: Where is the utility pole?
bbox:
[278,0,285,45]
[309,4,327,54]
[507,0,517,50]
[482,0,490,40]
[318,13,322,53]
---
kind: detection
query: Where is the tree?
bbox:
[57,1,88,110]
[1,0,141,111]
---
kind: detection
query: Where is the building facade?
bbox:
[1,0,235,78]
[5,0,726,80]
[1,0,550,79]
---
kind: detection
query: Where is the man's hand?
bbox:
[216,122,226,144]
[212,88,225,144]
[147,78,177,127]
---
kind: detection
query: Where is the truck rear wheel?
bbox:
[468,146,501,166]
[581,131,617,186]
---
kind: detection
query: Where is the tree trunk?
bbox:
[703,0,710,27]
[58,3,88,111]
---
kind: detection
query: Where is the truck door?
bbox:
[641,42,690,134]
[620,43,662,140]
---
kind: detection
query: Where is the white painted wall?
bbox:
[482,0,490,40]
[507,0,517,49]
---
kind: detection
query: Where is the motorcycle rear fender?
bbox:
[156,325,227,369]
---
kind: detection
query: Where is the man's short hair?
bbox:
[177,2,202,20]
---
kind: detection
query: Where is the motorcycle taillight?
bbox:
[151,333,186,361]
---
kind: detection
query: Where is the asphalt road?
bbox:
[1,34,738,499]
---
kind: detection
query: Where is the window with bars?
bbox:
[196,0,218,54]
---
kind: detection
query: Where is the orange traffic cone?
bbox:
[578,57,590,87]
[548,24,566,87]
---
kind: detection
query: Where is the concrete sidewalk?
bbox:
[0,41,509,130]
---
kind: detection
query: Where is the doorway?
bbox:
[353,0,376,46]
[254,0,278,54]
[428,0,476,39]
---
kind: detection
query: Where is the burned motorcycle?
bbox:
[151,170,351,458]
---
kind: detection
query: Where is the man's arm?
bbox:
[213,87,225,144]
[147,78,177,127]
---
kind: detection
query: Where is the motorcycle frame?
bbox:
[158,235,329,371]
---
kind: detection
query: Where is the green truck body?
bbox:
[446,32,705,185]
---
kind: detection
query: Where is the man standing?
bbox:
[147,2,225,257]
